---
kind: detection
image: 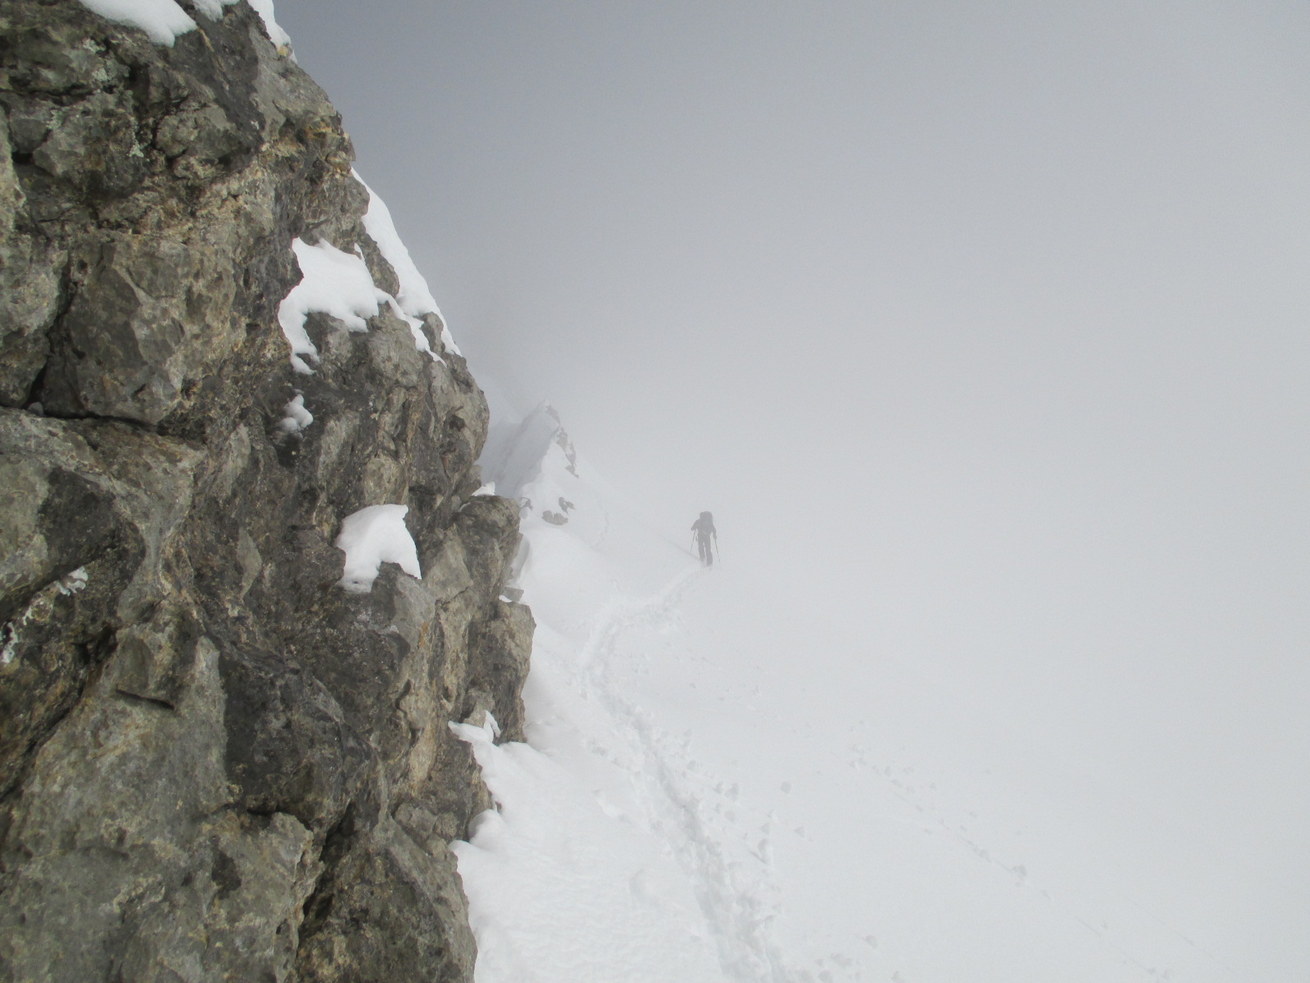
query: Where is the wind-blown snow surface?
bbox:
[458,406,1249,983]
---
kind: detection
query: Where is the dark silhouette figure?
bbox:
[691,511,717,567]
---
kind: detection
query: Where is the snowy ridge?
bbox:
[458,403,1245,983]
[460,408,801,981]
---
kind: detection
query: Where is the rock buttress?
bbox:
[0,4,532,981]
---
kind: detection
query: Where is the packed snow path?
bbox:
[572,566,796,982]
[456,409,1254,982]
[456,559,802,983]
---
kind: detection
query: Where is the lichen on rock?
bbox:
[0,3,532,981]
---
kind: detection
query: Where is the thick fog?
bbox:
[278,1,1310,975]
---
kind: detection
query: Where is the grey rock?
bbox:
[0,112,61,405]
[467,599,535,743]
[220,642,369,831]
[0,410,199,797]
[0,3,533,982]
[0,638,319,983]
[31,90,149,198]
[295,813,477,983]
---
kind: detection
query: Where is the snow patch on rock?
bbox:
[278,393,313,434]
[335,504,421,592]
[277,223,452,374]
[277,237,379,373]
[75,0,289,49]
[244,0,290,49]
[75,0,203,44]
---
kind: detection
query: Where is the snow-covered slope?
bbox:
[458,408,1243,983]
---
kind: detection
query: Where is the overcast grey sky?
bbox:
[277,0,1310,556]
[277,1,1309,975]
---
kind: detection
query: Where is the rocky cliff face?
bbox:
[0,3,532,980]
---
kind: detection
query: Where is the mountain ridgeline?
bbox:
[0,3,532,980]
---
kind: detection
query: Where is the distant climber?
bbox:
[690,511,717,567]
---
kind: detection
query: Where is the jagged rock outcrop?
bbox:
[0,3,532,981]
[482,402,579,518]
